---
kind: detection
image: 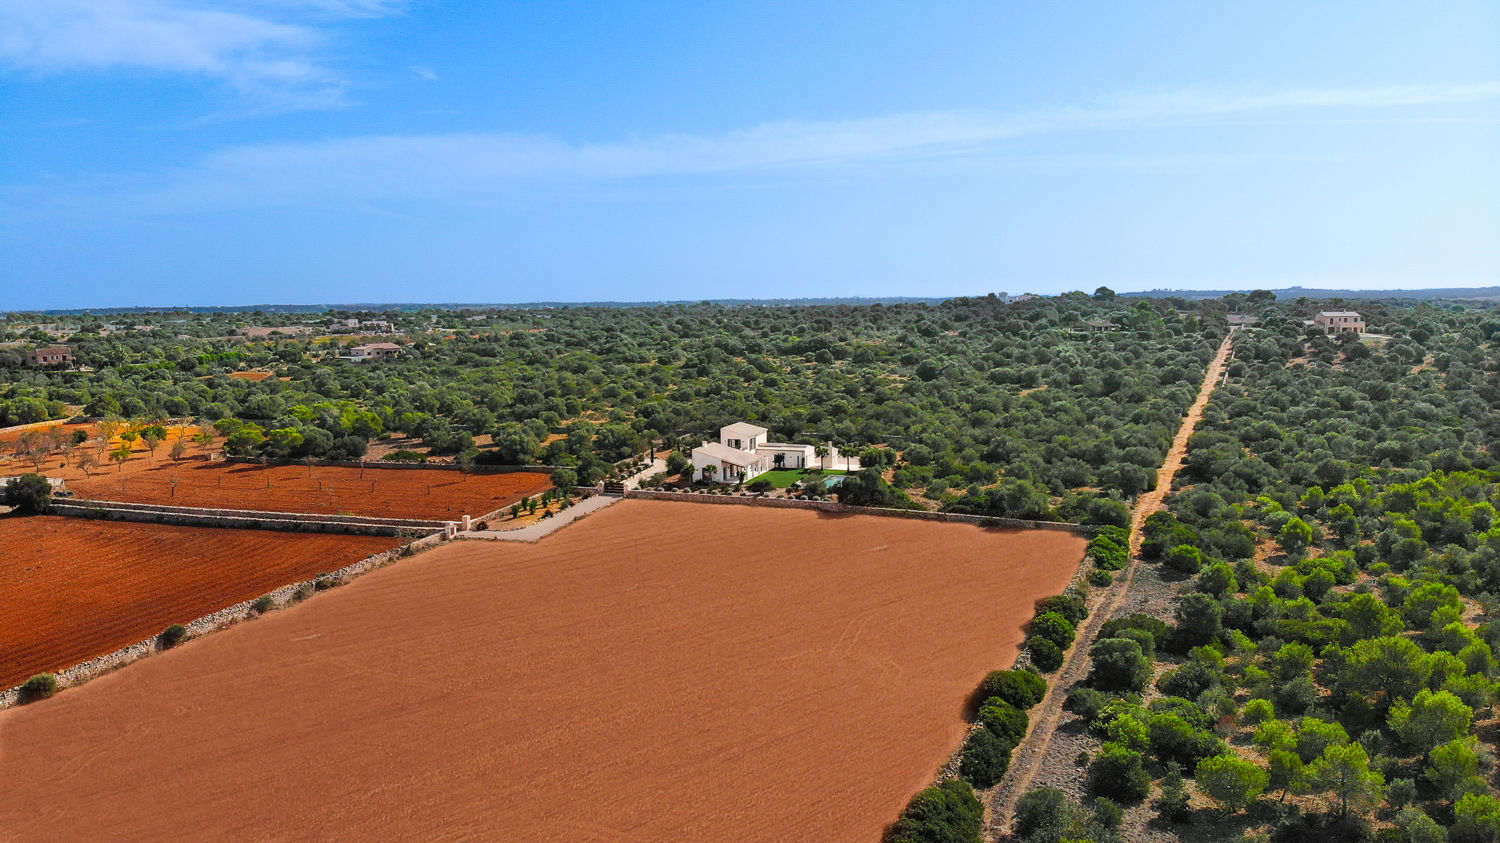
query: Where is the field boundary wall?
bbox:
[50,498,448,537]
[623,489,1097,536]
[0,531,447,709]
[0,418,69,437]
[224,456,557,474]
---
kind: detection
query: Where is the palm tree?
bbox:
[702,464,717,483]
[814,444,829,471]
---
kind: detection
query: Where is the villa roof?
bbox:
[694,441,761,466]
[720,422,768,439]
[1318,311,1361,317]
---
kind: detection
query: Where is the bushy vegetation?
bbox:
[888,779,984,843]
[3,472,52,514]
[1017,297,1500,838]
[19,673,57,703]
[2,296,1225,518]
[158,624,187,649]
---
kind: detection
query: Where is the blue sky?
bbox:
[2,2,1497,309]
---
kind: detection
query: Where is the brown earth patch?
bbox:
[0,500,1084,841]
[65,462,553,520]
[0,515,400,688]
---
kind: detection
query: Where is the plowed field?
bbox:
[0,501,1085,841]
[67,462,553,520]
[0,516,400,688]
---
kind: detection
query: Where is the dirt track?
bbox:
[0,516,400,688]
[985,331,1235,836]
[66,461,553,520]
[0,501,1084,841]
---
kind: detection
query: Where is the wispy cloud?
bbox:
[0,0,404,110]
[410,63,436,81]
[26,81,1500,213]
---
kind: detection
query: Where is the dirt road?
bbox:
[985,331,1235,836]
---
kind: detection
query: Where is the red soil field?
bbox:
[0,501,1084,840]
[65,462,554,520]
[0,516,400,689]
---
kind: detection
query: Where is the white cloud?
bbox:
[27,81,1500,213]
[410,63,436,81]
[0,0,403,108]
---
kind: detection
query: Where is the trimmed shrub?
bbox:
[889,779,984,843]
[977,669,1047,710]
[1027,636,1064,673]
[251,595,275,614]
[1065,686,1113,723]
[958,726,1014,789]
[1088,534,1129,571]
[1028,612,1076,650]
[1035,594,1089,626]
[1088,568,1114,587]
[978,698,1030,744]
[1164,544,1204,574]
[20,673,57,703]
[1098,613,1170,649]
[158,624,187,649]
[1088,638,1152,692]
[1088,742,1152,803]
[1012,787,1072,841]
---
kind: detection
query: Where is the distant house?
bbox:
[239,326,314,338]
[1011,292,1043,303]
[344,342,401,362]
[1084,319,1119,333]
[1312,311,1364,335]
[690,422,853,483]
[1226,314,1259,327]
[328,318,393,333]
[25,345,72,367]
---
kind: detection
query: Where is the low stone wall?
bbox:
[52,499,447,537]
[224,456,557,474]
[624,489,1096,536]
[0,418,69,437]
[0,530,448,709]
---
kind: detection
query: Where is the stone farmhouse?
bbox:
[1311,311,1365,335]
[690,423,822,483]
[343,342,401,362]
[25,345,73,367]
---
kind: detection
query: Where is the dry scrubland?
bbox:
[0,517,401,688]
[66,461,553,520]
[0,500,1084,841]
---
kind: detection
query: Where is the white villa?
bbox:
[690,422,856,483]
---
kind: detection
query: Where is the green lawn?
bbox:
[755,468,847,488]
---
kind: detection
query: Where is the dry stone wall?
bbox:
[0,531,447,709]
[50,498,448,537]
[624,489,1097,536]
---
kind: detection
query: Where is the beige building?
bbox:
[25,345,73,367]
[345,342,401,362]
[1313,311,1364,335]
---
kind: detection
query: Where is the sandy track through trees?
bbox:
[66,462,553,520]
[0,517,400,688]
[0,501,1084,841]
[985,331,1235,836]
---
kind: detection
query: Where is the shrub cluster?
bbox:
[958,669,1049,789]
[19,673,57,703]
